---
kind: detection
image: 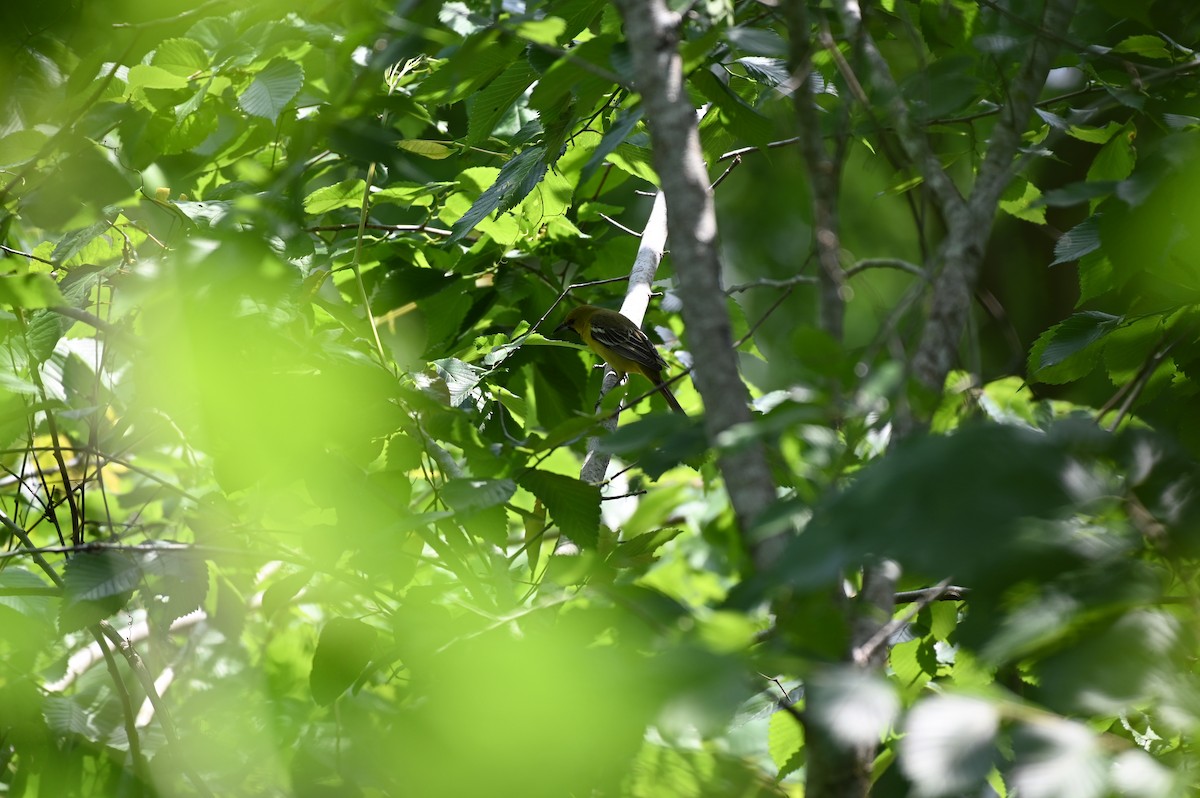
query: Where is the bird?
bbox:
[556,304,686,414]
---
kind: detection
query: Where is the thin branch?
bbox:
[1103,340,1175,432]
[852,573,947,667]
[726,273,819,294]
[717,137,802,162]
[843,258,926,279]
[305,222,452,237]
[94,621,216,798]
[111,0,229,28]
[598,213,642,237]
[895,584,969,603]
[17,311,82,545]
[90,627,146,778]
[0,244,55,265]
[709,154,742,191]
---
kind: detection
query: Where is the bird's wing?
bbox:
[590,321,669,371]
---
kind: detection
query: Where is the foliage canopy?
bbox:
[2,0,1200,796]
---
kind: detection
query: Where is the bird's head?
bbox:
[556,305,592,334]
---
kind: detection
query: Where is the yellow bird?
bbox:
[556,305,685,414]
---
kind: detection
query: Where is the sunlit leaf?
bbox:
[0,274,65,309]
[303,179,365,214]
[397,139,457,159]
[447,145,549,243]
[239,57,304,122]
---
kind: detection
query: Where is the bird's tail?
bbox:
[657,382,686,415]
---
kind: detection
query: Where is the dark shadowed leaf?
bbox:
[519,469,600,547]
[768,424,1079,591]
[60,550,140,633]
[1051,215,1102,266]
[310,618,378,706]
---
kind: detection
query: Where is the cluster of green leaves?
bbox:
[0,0,1199,796]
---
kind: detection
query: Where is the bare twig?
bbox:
[854,577,953,666]
[0,244,55,265]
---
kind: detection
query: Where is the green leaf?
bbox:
[690,69,773,150]
[0,274,66,309]
[580,107,642,186]
[768,708,805,778]
[806,668,900,747]
[303,179,366,214]
[1087,125,1136,183]
[1036,181,1117,208]
[999,179,1046,224]
[514,18,567,46]
[519,469,600,548]
[597,414,707,478]
[152,37,209,76]
[373,182,437,207]
[441,478,517,513]
[126,64,189,92]
[1076,251,1114,305]
[611,527,684,568]
[1031,311,1121,373]
[23,308,65,363]
[0,568,57,625]
[549,0,608,42]
[1065,121,1124,144]
[137,545,209,629]
[50,221,117,266]
[528,35,614,113]
[890,639,934,695]
[467,61,538,146]
[0,129,50,168]
[426,358,487,408]
[238,58,304,122]
[1112,34,1171,60]
[260,569,313,620]
[447,146,549,243]
[737,56,788,87]
[60,551,140,633]
[1035,609,1179,715]
[1050,216,1101,266]
[397,140,456,159]
[415,30,524,105]
[607,141,659,184]
[43,696,99,738]
[310,617,378,706]
[173,200,232,226]
[769,424,1079,591]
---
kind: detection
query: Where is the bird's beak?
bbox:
[555,320,571,333]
